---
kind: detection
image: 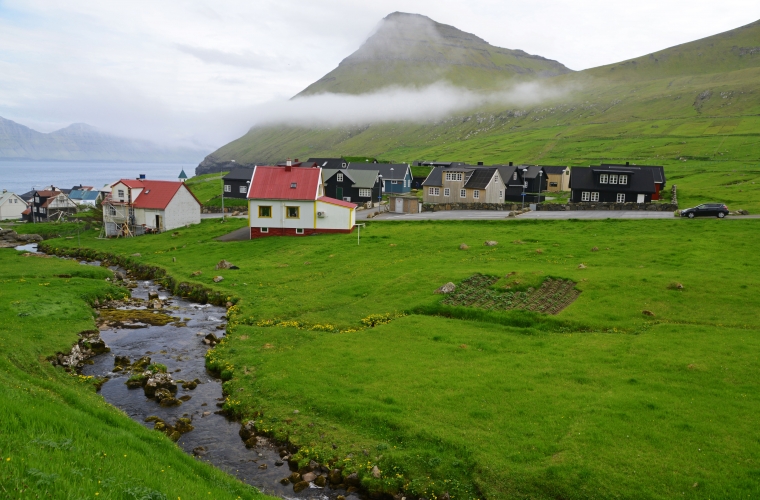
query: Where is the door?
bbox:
[336,187,343,200]
[395,198,404,213]
[637,194,645,203]
[155,215,162,232]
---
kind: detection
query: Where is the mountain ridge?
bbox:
[197,15,760,174]
[0,116,204,163]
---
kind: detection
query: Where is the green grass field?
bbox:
[184,172,248,208]
[0,249,272,500]
[39,216,760,500]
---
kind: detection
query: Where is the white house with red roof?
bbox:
[247,163,356,238]
[103,179,201,237]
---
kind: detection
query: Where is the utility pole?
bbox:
[221,176,225,223]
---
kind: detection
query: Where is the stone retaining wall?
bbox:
[201,207,247,215]
[534,202,678,212]
[422,202,525,212]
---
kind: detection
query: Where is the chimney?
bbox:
[286,159,292,167]
[294,158,299,163]
[626,161,630,166]
[509,161,513,166]
[477,161,484,166]
[139,174,146,180]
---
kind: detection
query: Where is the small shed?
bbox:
[389,195,421,214]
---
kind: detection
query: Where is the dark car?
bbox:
[680,203,729,219]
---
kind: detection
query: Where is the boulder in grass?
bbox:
[213,276,224,283]
[578,263,587,269]
[591,247,599,252]
[484,240,498,246]
[435,282,456,294]
[642,310,655,317]
[215,260,233,270]
[459,243,469,250]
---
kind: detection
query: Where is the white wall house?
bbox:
[103,179,201,237]
[0,190,28,220]
[247,164,356,238]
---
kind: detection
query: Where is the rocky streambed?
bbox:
[76,270,360,500]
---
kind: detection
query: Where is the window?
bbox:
[473,190,480,199]
[290,182,297,189]
[391,180,398,185]
[609,174,618,185]
[35,196,40,202]
[359,188,372,197]
[258,206,272,218]
[619,175,628,185]
[261,227,269,233]
[616,193,625,203]
[337,173,343,182]
[550,182,558,187]
[444,188,450,197]
[445,172,463,181]
[286,206,300,219]
[34,207,38,212]
[581,191,590,201]
[599,174,608,184]
[109,206,116,216]
[460,189,466,198]
[296,228,304,234]
[499,190,503,198]
[591,192,600,202]
[239,185,247,193]
[224,184,231,192]
[513,172,518,181]
[428,187,440,196]
[117,190,124,199]
[40,207,45,213]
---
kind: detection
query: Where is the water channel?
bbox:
[18,244,358,500]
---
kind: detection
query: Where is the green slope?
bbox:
[201,17,760,209]
[297,12,572,96]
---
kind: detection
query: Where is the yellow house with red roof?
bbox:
[247,163,356,238]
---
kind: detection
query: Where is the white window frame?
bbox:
[499,190,503,199]
[117,190,124,199]
[337,173,343,182]
[609,174,618,185]
[428,187,440,196]
[581,191,590,201]
[591,192,600,202]
[513,172,518,181]
[599,174,608,184]
[260,227,269,233]
[619,175,628,185]
[40,207,46,214]
[359,188,371,197]
[460,189,466,198]
[445,172,463,181]
[239,185,247,194]
[473,190,480,199]
[616,193,626,203]
[295,228,304,234]
[109,206,116,216]
[224,184,231,192]
[443,188,450,197]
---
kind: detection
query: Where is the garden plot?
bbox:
[441,274,580,314]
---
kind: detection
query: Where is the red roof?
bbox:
[109,179,200,210]
[248,166,321,200]
[318,196,357,209]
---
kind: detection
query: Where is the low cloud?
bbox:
[175,44,288,70]
[247,81,576,128]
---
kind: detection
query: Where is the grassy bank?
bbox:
[39,217,760,499]
[0,249,272,500]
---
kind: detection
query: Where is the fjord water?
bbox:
[82,275,349,500]
[0,161,197,193]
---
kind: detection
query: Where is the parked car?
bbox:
[680,203,729,218]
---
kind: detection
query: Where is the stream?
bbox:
[17,244,357,500]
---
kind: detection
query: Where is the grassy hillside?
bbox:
[297,12,571,96]
[0,248,270,499]
[203,18,760,211]
[185,172,247,208]
[44,218,760,500]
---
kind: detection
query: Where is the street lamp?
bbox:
[390,168,394,194]
[521,168,528,209]
[538,170,543,204]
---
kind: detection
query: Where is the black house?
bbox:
[223,168,254,199]
[322,168,382,204]
[494,164,547,202]
[570,164,665,203]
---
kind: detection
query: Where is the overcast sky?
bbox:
[1,0,758,151]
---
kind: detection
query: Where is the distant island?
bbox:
[0,116,205,163]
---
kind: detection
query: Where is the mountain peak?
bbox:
[296,12,571,96]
